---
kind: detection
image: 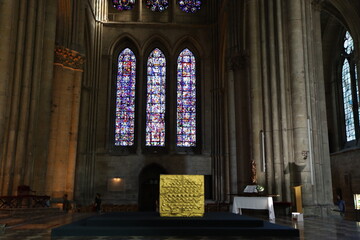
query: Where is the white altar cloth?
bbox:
[232,196,275,220]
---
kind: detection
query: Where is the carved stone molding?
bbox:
[54,46,85,70]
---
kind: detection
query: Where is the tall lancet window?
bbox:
[114,48,137,146]
[342,59,356,141]
[176,48,197,147]
[146,48,166,146]
[341,31,359,142]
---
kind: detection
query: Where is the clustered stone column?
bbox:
[224,0,333,215]
[0,0,57,196]
[246,0,264,188]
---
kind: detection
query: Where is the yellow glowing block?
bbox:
[159,175,204,217]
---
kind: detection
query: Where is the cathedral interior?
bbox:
[1,0,360,220]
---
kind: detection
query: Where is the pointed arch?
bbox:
[114,48,137,146]
[109,37,140,153]
[339,31,359,143]
[145,48,167,147]
[173,39,202,152]
[176,48,197,147]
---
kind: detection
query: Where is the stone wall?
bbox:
[331,149,360,211]
[74,0,217,205]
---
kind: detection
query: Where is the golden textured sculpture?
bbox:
[159,175,204,217]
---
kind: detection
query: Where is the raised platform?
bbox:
[51,212,299,237]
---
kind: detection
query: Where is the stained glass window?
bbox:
[146,48,166,146]
[176,48,196,147]
[178,0,201,13]
[342,59,355,141]
[115,48,136,146]
[112,0,136,11]
[145,0,169,12]
[341,31,359,142]
[344,31,354,54]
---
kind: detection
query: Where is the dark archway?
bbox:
[138,163,168,211]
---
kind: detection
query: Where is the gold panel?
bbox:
[159,175,204,217]
[294,185,303,213]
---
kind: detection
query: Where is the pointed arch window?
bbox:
[176,48,197,147]
[114,48,137,146]
[111,44,201,154]
[145,48,167,147]
[340,31,359,143]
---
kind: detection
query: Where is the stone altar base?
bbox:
[51,212,299,237]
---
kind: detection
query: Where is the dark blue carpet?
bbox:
[51,212,299,237]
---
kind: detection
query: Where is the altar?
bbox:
[232,196,275,220]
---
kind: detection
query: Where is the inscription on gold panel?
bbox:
[159,175,204,217]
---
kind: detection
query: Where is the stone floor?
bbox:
[0,210,360,240]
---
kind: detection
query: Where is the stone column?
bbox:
[258,0,285,197]
[275,0,291,201]
[0,1,16,156]
[210,1,228,202]
[0,0,57,195]
[287,0,309,169]
[225,1,252,194]
[259,0,274,192]
[226,67,238,196]
[28,0,58,196]
[230,52,251,194]
[45,46,84,199]
[74,0,105,204]
[286,0,328,213]
[246,0,264,184]
[266,0,283,197]
[1,0,32,195]
[305,0,333,215]
[0,0,18,195]
[0,0,54,195]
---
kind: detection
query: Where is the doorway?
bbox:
[138,163,168,211]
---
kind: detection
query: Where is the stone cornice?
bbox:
[54,46,85,70]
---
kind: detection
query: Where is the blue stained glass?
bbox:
[146,0,169,12]
[342,59,355,141]
[112,0,136,11]
[344,31,354,54]
[177,48,196,147]
[178,0,201,13]
[115,48,136,146]
[146,48,166,146]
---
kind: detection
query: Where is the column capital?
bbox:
[54,46,85,70]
